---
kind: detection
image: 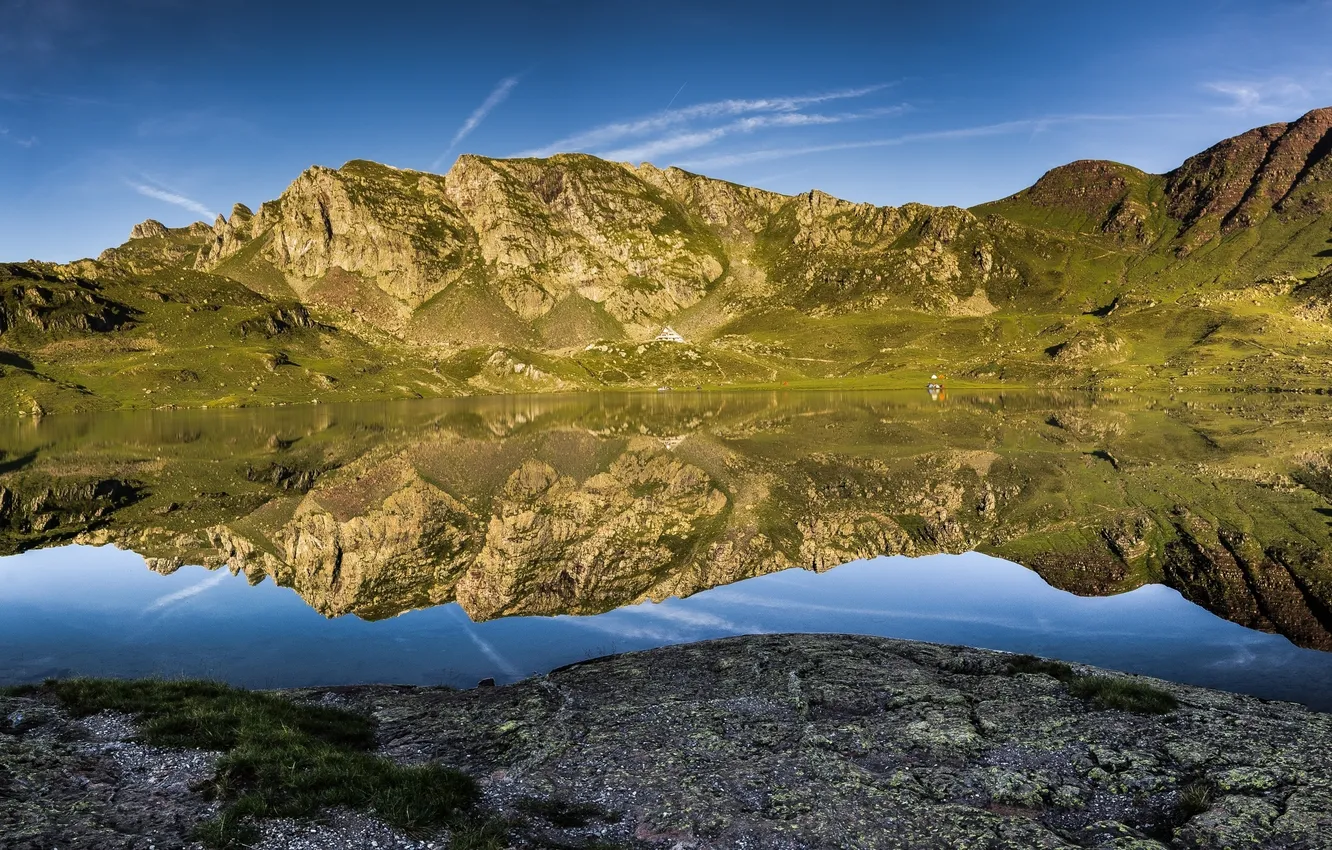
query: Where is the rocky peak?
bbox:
[129,219,169,240]
[977,160,1159,243]
[197,160,475,308]
[1165,107,1332,242]
[1024,160,1146,216]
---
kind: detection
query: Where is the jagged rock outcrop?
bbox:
[632,162,784,234]
[191,152,1025,339]
[197,161,477,311]
[443,155,726,328]
[129,219,169,240]
[0,265,137,340]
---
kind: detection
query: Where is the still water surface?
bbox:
[2,390,1331,708]
[3,544,1331,709]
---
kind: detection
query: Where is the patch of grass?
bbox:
[0,683,42,697]
[517,796,621,828]
[35,678,482,848]
[1005,655,1077,683]
[190,809,260,849]
[1067,675,1179,715]
[46,678,374,749]
[1006,655,1178,715]
[449,815,514,850]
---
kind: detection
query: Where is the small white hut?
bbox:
[654,326,686,343]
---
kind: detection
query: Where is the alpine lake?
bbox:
[4,389,1332,711]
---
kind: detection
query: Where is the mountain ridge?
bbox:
[3,107,1332,413]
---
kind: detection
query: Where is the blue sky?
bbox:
[3,0,1332,262]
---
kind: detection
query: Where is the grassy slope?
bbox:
[4,137,1332,414]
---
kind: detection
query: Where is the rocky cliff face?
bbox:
[198,162,478,310]
[192,151,1027,340]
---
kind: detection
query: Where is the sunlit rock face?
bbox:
[2,390,1332,650]
[189,152,1019,341]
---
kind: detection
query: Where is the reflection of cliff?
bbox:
[4,392,1332,650]
[457,450,728,619]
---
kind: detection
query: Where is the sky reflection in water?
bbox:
[3,544,1329,710]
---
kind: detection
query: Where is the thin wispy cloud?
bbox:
[516,84,893,159]
[1204,74,1329,115]
[562,601,761,643]
[144,569,229,612]
[600,107,906,162]
[665,82,687,110]
[450,606,522,678]
[677,113,1181,170]
[432,75,519,170]
[0,127,37,147]
[129,181,218,220]
[1206,82,1272,112]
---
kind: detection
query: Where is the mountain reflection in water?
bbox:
[2,390,1332,656]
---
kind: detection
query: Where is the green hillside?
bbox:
[3,107,1332,414]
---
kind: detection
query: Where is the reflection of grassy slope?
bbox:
[6,391,1330,648]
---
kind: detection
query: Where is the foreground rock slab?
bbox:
[5,634,1332,849]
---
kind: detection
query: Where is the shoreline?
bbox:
[4,633,1330,849]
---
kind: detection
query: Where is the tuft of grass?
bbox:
[1067,675,1179,715]
[1175,778,1215,823]
[1006,655,1178,715]
[448,815,513,850]
[34,678,482,848]
[190,809,260,849]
